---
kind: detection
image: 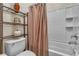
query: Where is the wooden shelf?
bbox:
[66,17,73,22]
[3,22,27,26]
[3,6,26,17]
[65,26,73,32]
[3,34,28,39]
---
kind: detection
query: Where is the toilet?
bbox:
[5,37,36,56]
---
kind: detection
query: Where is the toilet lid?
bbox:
[17,51,36,56]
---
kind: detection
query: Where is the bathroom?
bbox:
[0,3,79,56]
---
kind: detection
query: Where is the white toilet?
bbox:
[5,37,36,56]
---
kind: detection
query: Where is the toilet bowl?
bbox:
[17,50,36,56]
[5,37,36,56]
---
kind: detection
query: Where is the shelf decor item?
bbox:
[13,29,22,36]
[13,17,21,36]
[14,3,20,13]
[14,17,21,23]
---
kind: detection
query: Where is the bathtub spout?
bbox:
[68,41,79,56]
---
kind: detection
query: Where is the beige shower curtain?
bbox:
[27,3,48,56]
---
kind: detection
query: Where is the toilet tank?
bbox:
[5,37,26,56]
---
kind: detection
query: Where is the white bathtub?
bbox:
[48,41,75,56]
[49,49,70,56]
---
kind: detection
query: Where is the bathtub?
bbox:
[48,40,75,56]
[48,49,70,56]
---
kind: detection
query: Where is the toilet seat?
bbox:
[17,50,36,56]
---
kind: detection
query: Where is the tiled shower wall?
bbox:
[48,4,79,55]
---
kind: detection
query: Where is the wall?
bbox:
[47,3,79,12]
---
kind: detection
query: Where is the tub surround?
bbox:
[48,4,79,56]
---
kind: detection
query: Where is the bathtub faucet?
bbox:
[71,33,78,40]
[70,33,79,55]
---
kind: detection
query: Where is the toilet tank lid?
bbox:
[5,37,25,44]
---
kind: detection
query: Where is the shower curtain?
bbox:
[27,3,48,56]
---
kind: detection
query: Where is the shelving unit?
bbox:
[65,16,79,31]
[65,16,79,44]
[65,17,74,32]
[65,17,73,22]
[3,34,28,39]
[0,4,28,54]
[65,26,73,32]
[2,5,27,38]
[3,22,27,26]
